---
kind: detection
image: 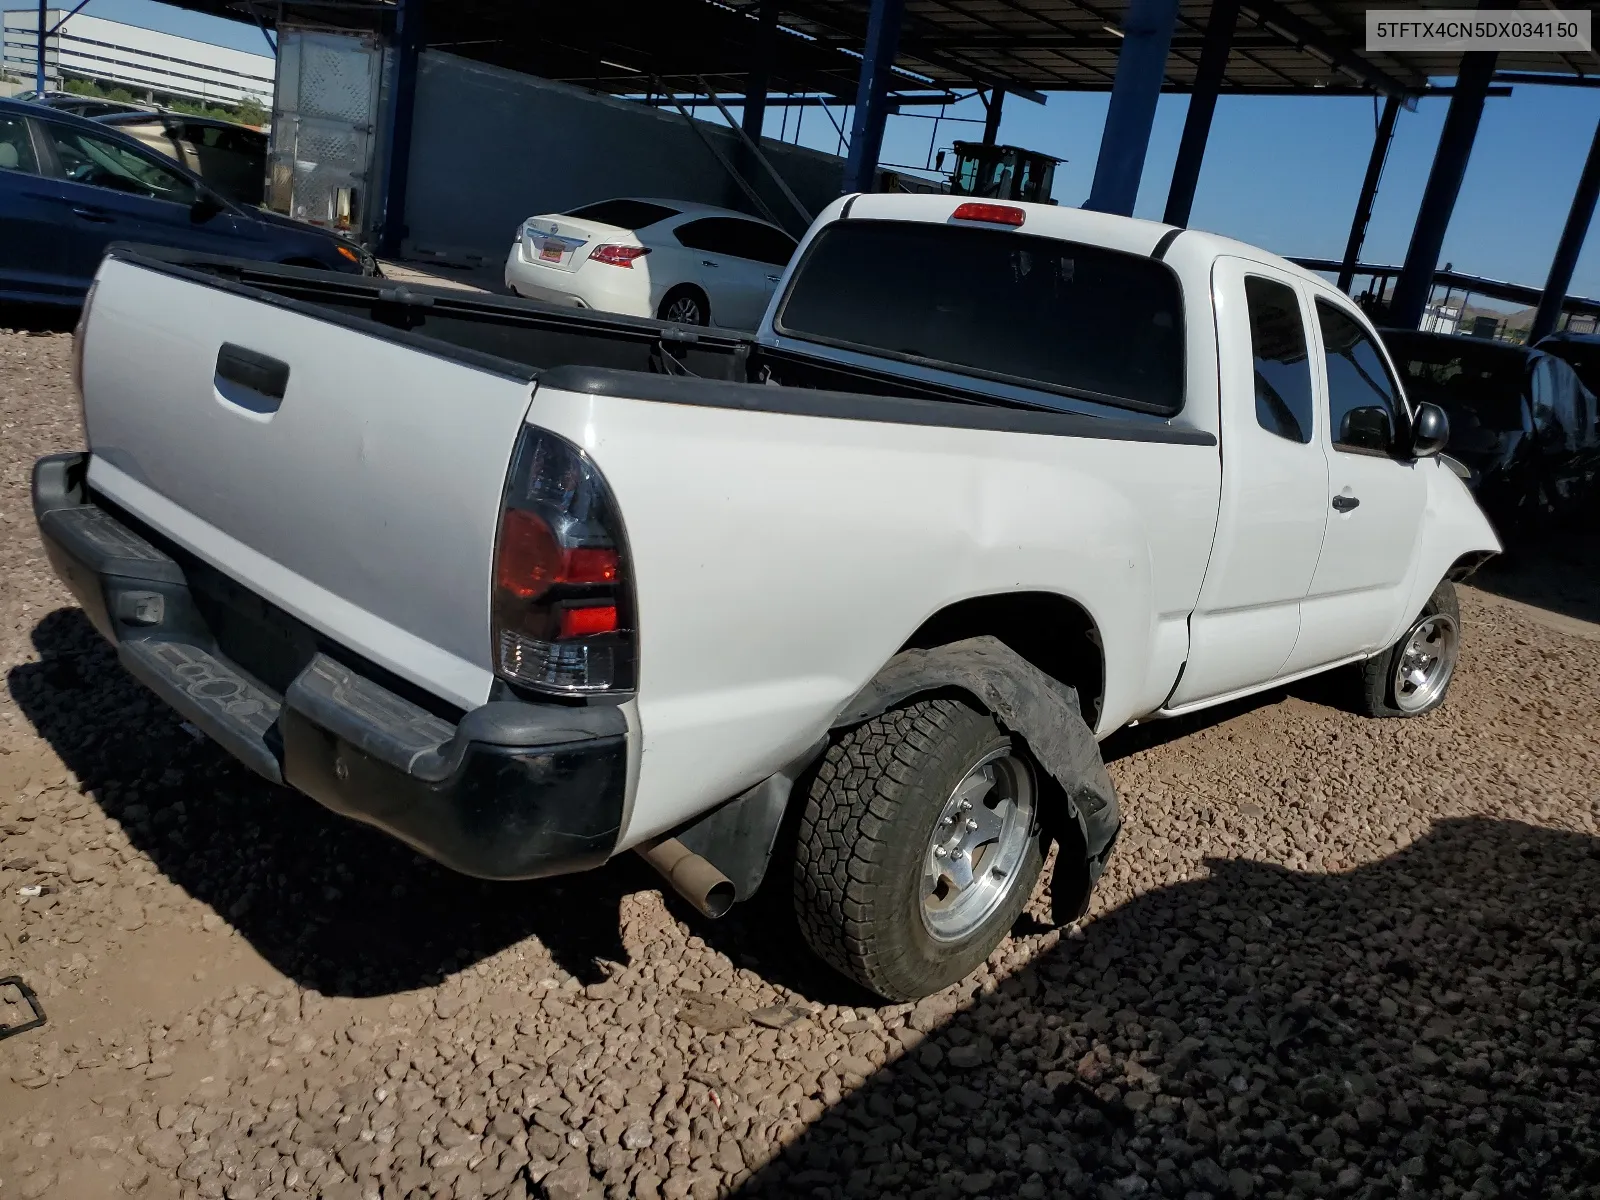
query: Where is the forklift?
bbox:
[941,141,1063,204]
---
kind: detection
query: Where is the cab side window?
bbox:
[1317,300,1404,454]
[1244,275,1314,443]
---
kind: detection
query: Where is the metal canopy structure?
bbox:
[155,0,1595,100]
[150,0,1600,329]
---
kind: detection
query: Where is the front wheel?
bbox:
[1357,580,1462,717]
[792,698,1045,1001]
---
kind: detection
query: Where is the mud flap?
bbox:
[832,636,1121,926]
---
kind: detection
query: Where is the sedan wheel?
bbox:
[661,291,707,325]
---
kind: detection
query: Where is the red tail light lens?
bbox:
[590,244,651,268]
[558,605,619,638]
[492,428,635,695]
[951,202,1026,227]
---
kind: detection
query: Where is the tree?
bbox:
[237,97,267,127]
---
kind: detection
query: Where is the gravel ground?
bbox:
[2,326,1598,1200]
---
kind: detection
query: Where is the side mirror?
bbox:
[1340,405,1393,453]
[189,192,224,224]
[1409,401,1450,459]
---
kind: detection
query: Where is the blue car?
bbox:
[0,96,373,306]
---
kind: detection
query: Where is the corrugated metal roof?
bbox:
[162,0,1600,99]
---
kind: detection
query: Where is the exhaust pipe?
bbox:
[637,837,736,919]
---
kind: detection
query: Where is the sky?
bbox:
[58,0,1600,303]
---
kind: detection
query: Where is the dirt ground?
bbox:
[1,326,1598,1200]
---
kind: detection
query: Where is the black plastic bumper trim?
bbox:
[32,453,627,881]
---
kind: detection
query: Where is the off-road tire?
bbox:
[792,698,1044,1001]
[1357,579,1461,717]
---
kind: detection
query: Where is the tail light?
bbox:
[590,244,650,268]
[492,427,636,695]
[951,202,1026,227]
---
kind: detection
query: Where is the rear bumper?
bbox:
[31,452,627,881]
[503,245,652,317]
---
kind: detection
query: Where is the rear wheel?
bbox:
[793,698,1045,1001]
[1357,580,1461,717]
[657,285,709,326]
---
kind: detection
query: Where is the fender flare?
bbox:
[832,635,1121,924]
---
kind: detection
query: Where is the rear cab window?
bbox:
[773,219,1185,415]
[1244,275,1314,443]
[564,199,680,229]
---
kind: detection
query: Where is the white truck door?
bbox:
[1281,296,1428,673]
[1166,259,1329,707]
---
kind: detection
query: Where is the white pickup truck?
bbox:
[34,194,1498,1000]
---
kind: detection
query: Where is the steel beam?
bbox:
[1238,0,1420,100]
[742,0,777,142]
[1086,0,1180,216]
[35,0,46,94]
[375,0,423,257]
[1336,95,1401,293]
[1494,72,1600,88]
[1389,50,1498,328]
[1163,0,1238,227]
[982,86,1005,144]
[1530,118,1600,343]
[842,0,907,194]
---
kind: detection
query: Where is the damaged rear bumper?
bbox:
[31,452,627,881]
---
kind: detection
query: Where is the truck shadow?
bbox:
[4,606,1364,1008]
[7,607,645,995]
[6,608,874,1002]
[731,816,1600,1199]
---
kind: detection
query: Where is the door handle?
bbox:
[1331,495,1360,512]
[71,206,113,223]
[701,260,718,268]
[215,343,289,403]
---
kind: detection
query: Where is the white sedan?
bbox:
[504,198,799,330]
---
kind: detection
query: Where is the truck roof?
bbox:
[830,192,1332,293]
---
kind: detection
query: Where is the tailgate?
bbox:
[78,255,535,710]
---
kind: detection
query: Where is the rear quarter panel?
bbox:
[523,384,1221,847]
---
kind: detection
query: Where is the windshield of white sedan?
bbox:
[776,220,1185,415]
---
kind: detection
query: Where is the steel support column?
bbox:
[1530,118,1600,344]
[841,0,906,194]
[375,0,423,258]
[1389,50,1497,328]
[982,87,1005,145]
[35,0,46,94]
[1086,0,1181,216]
[742,0,777,142]
[1163,0,1238,227]
[1336,95,1401,293]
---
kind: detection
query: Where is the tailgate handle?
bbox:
[215,343,289,403]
